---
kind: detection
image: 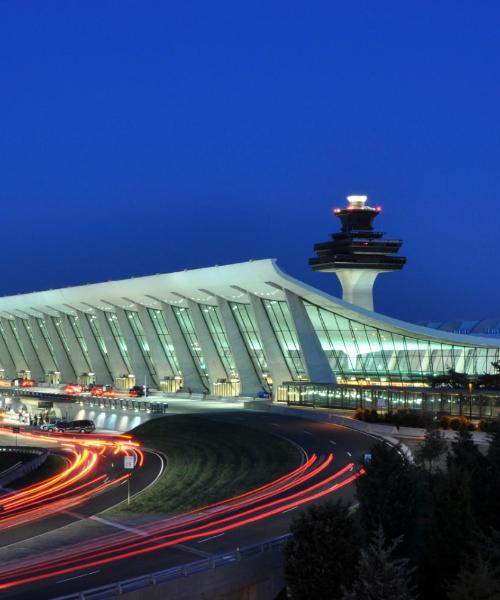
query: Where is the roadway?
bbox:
[0,410,376,600]
[0,429,164,548]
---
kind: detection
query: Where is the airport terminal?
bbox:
[0,195,498,419]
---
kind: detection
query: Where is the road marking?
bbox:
[303,430,312,435]
[89,515,147,536]
[271,423,281,427]
[347,451,352,457]
[329,440,337,445]
[282,506,298,514]
[197,533,225,544]
[56,570,100,584]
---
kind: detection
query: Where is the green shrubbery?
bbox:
[285,428,500,598]
[353,407,476,430]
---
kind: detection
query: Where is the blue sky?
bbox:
[1,1,499,322]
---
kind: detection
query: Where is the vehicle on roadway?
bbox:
[64,383,84,395]
[11,378,36,388]
[129,385,145,397]
[90,384,113,397]
[40,419,96,433]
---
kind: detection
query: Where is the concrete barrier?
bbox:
[0,446,48,487]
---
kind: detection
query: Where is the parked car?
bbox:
[129,385,145,397]
[40,419,95,433]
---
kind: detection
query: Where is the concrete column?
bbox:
[14,317,44,381]
[114,307,157,386]
[161,302,207,393]
[137,305,175,380]
[41,315,76,382]
[0,318,28,373]
[248,294,292,389]
[216,298,262,397]
[335,270,383,312]
[75,311,113,384]
[94,310,129,379]
[187,300,227,388]
[60,313,89,379]
[284,290,336,384]
[0,327,17,379]
[28,316,58,374]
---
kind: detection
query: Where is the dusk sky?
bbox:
[1,2,499,323]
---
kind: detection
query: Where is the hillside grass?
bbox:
[113,414,302,515]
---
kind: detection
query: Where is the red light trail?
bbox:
[0,440,364,591]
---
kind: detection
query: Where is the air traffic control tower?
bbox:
[309,195,406,311]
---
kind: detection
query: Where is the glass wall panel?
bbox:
[51,317,71,355]
[147,309,180,375]
[262,300,307,379]
[68,316,91,371]
[105,313,132,373]
[86,314,112,373]
[125,310,157,377]
[304,300,499,383]
[0,321,15,371]
[200,305,238,379]
[172,307,209,386]
[37,318,58,367]
[8,320,27,363]
[230,302,268,378]
[23,320,38,353]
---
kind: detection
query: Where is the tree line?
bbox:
[284,424,500,599]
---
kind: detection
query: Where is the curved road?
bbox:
[0,410,376,600]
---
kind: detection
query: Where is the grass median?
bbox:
[113,414,302,515]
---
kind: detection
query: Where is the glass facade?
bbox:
[283,381,500,420]
[147,309,181,375]
[8,320,28,363]
[201,305,237,379]
[52,317,71,355]
[0,321,15,369]
[68,315,91,372]
[37,318,58,367]
[172,307,209,387]
[230,302,268,379]
[0,279,498,409]
[304,301,500,382]
[86,314,112,372]
[105,313,132,373]
[125,310,157,378]
[23,320,38,353]
[262,300,307,379]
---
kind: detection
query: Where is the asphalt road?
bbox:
[0,411,376,599]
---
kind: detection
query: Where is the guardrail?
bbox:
[0,446,49,487]
[53,533,292,600]
[78,397,169,414]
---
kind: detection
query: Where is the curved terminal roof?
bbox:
[0,258,498,350]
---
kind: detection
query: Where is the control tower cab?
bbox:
[309,195,406,311]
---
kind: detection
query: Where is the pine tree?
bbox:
[416,428,446,472]
[284,500,360,600]
[341,525,417,600]
[448,425,483,472]
[419,466,477,597]
[446,554,500,600]
[475,428,500,533]
[356,441,417,551]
